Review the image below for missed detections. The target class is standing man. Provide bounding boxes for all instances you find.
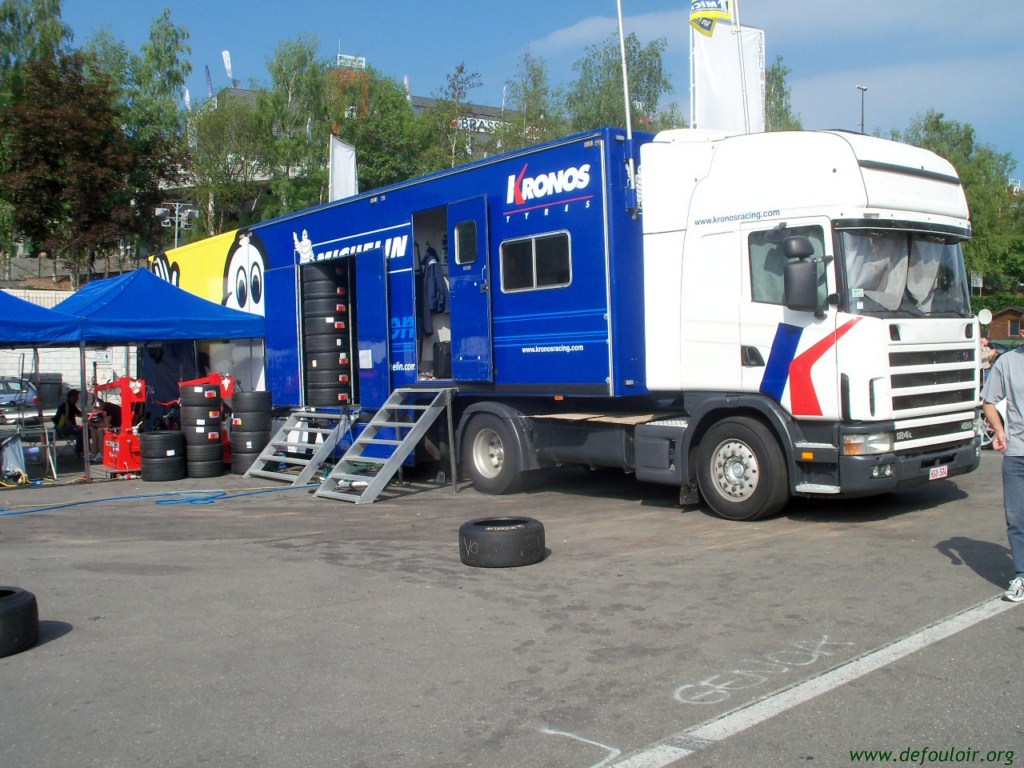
[982,330,1024,601]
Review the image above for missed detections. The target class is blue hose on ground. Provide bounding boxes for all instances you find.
[0,484,319,517]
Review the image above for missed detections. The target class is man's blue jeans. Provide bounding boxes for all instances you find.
[1002,455,1024,578]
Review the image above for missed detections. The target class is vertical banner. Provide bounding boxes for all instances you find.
[329,136,359,202]
[693,25,766,134]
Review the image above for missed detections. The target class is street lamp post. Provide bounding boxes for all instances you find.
[154,202,198,249]
[856,85,868,134]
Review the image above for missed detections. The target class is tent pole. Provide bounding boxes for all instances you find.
[81,341,91,482]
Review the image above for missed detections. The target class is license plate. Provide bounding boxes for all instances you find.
[929,465,949,480]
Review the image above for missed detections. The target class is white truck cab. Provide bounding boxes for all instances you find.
[637,129,979,519]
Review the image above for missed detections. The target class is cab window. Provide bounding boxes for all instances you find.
[748,225,827,305]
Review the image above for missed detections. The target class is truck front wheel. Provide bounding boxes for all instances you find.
[462,414,525,495]
[696,417,789,521]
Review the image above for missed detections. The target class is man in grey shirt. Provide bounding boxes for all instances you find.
[982,333,1024,601]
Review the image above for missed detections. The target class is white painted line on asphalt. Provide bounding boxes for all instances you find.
[611,597,1019,767]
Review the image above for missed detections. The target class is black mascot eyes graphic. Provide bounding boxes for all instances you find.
[150,254,181,286]
[223,231,269,316]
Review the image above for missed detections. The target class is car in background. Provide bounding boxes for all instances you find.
[0,375,66,426]
[0,377,38,408]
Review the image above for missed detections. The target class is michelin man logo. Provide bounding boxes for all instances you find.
[223,231,269,316]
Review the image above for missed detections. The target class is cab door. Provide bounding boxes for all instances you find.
[447,196,493,382]
[739,219,837,416]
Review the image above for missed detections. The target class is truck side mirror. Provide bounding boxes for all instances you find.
[784,259,819,313]
[782,236,820,313]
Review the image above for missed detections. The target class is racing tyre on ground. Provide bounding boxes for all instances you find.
[230,411,272,432]
[458,517,546,568]
[461,414,526,495]
[141,456,186,482]
[231,430,271,454]
[140,431,186,459]
[231,450,261,474]
[231,391,272,413]
[185,442,224,462]
[187,459,224,478]
[179,406,222,425]
[0,586,39,658]
[182,424,221,446]
[696,416,789,521]
[179,386,221,407]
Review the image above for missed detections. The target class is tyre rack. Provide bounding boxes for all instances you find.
[300,260,355,408]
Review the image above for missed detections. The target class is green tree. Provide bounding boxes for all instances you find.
[0,52,133,286]
[188,90,268,236]
[765,55,801,131]
[493,50,566,152]
[894,110,1019,288]
[84,11,191,263]
[0,0,72,272]
[565,32,673,132]
[327,66,425,190]
[257,36,331,217]
[0,0,71,76]
[420,62,483,170]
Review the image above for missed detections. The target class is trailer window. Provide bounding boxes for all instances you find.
[454,221,477,265]
[748,225,826,305]
[500,232,571,292]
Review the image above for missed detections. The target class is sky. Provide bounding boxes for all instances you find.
[61,0,1024,179]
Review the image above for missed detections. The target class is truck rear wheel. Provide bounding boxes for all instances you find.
[461,414,525,495]
[697,416,788,521]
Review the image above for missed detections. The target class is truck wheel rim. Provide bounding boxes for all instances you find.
[710,439,758,501]
[472,428,504,479]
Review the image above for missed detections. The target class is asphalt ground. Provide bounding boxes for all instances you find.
[0,449,1021,768]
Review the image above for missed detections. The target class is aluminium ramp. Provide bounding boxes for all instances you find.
[244,409,355,486]
[315,387,456,504]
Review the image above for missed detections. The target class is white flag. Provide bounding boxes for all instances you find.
[222,50,234,82]
[693,25,766,134]
[329,136,358,201]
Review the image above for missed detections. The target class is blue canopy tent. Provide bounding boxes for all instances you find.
[54,268,264,342]
[0,289,82,345]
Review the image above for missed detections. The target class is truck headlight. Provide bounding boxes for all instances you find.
[843,432,894,455]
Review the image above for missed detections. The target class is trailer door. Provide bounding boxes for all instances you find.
[355,248,391,409]
[447,196,493,382]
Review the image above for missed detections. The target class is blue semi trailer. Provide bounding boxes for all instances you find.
[180,125,981,519]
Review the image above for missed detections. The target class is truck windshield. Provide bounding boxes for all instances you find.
[841,230,970,317]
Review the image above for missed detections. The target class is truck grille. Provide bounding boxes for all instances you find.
[888,344,977,451]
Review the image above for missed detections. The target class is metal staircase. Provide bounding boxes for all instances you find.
[244,409,356,486]
[315,387,456,504]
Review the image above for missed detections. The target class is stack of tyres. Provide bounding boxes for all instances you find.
[179,383,224,478]
[303,261,353,408]
[230,390,273,474]
[140,431,186,482]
